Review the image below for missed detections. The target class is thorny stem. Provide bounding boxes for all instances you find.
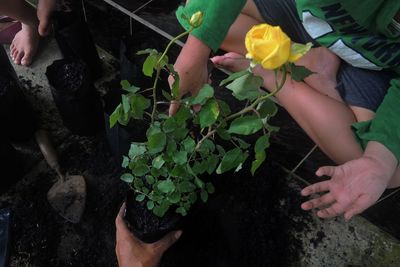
[150,28,193,123]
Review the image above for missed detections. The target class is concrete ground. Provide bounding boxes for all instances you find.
[3,30,400,265]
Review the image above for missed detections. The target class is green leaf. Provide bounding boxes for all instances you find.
[171,72,180,99]
[145,175,155,185]
[194,177,205,188]
[168,191,181,204]
[170,165,186,177]
[176,207,187,216]
[182,137,195,153]
[226,72,263,101]
[257,99,278,118]
[216,128,231,141]
[166,140,177,156]
[206,154,219,174]
[251,135,270,175]
[147,132,166,153]
[199,99,219,128]
[128,143,147,159]
[192,161,207,175]
[206,182,215,194]
[146,123,162,137]
[109,104,121,128]
[220,69,249,86]
[216,148,248,174]
[233,137,251,149]
[163,117,178,133]
[152,155,165,169]
[162,89,172,101]
[130,94,151,120]
[132,163,150,176]
[228,115,263,135]
[173,151,188,165]
[157,179,175,194]
[133,177,144,188]
[120,173,134,183]
[217,100,231,116]
[200,190,208,203]
[147,200,155,210]
[192,84,214,105]
[122,94,130,113]
[122,156,130,168]
[199,139,215,153]
[120,80,130,89]
[136,194,145,202]
[289,63,315,82]
[174,106,191,124]
[143,54,157,77]
[177,181,196,193]
[172,127,189,141]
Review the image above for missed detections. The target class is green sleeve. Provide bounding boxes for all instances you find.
[352,78,400,161]
[176,0,246,52]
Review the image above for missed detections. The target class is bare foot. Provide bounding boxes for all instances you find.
[10,23,39,66]
[37,0,56,36]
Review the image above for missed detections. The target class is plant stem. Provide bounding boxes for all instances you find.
[150,28,193,123]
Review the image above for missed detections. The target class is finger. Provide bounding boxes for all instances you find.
[344,194,371,221]
[169,100,179,116]
[301,180,330,196]
[316,166,336,177]
[115,203,129,232]
[317,202,347,219]
[301,193,335,210]
[152,230,182,253]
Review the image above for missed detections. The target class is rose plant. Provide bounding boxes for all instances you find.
[109,12,313,234]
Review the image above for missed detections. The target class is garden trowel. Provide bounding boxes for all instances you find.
[35,130,86,223]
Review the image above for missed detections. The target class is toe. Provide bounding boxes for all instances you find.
[14,51,24,65]
[21,51,33,66]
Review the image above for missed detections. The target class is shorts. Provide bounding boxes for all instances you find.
[253,0,395,112]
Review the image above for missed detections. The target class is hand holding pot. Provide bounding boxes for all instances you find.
[301,141,398,221]
[115,204,182,267]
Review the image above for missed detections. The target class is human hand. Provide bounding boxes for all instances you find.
[169,35,211,115]
[301,142,398,221]
[115,204,182,267]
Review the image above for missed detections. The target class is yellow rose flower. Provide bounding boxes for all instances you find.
[245,24,291,70]
[245,24,312,70]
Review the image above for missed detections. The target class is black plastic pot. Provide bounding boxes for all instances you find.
[46,59,104,136]
[124,189,182,243]
[0,208,11,267]
[103,85,149,165]
[0,139,22,193]
[0,45,37,142]
[53,11,103,80]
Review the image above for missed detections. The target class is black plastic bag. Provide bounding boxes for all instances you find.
[0,45,37,142]
[103,84,148,165]
[0,208,11,267]
[53,11,103,80]
[46,59,104,136]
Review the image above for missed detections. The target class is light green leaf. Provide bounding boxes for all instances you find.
[136,48,157,55]
[122,94,130,113]
[182,137,195,153]
[143,54,157,77]
[174,106,191,124]
[145,175,155,185]
[163,117,178,133]
[194,177,205,189]
[130,94,151,120]
[176,206,187,216]
[157,179,175,194]
[146,200,155,210]
[120,80,131,90]
[132,163,150,176]
[251,135,270,175]
[109,104,121,128]
[122,156,130,168]
[120,173,134,183]
[128,143,147,159]
[152,155,165,169]
[171,72,180,99]
[136,194,145,202]
[226,72,263,101]
[220,69,249,86]
[228,115,263,135]
[199,99,219,128]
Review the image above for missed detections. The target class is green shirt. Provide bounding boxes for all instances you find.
[176,0,400,162]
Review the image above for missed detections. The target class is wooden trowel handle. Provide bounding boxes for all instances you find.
[35,130,64,179]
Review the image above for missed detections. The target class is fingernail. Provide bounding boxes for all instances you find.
[174,231,182,239]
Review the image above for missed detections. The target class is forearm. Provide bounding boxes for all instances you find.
[0,0,38,26]
[364,141,398,182]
